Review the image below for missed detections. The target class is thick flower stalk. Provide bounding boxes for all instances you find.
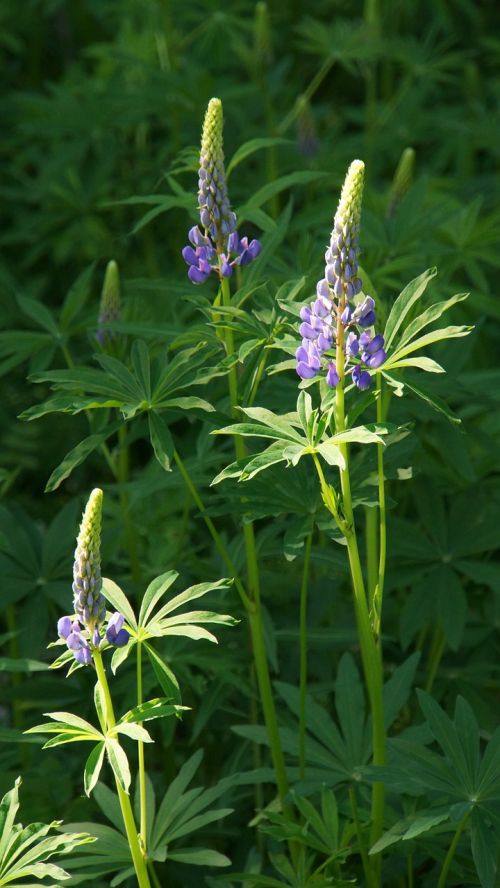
[182,98,261,283]
[96,260,121,345]
[57,489,129,664]
[295,160,386,389]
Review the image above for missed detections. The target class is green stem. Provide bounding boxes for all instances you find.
[425,627,446,693]
[299,531,313,782]
[93,649,151,888]
[373,371,387,644]
[365,505,379,601]
[349,786,377,888]
[277,57,335,136]
[220,274,291,820]
[407,852,414,888]
[437,814,469,888]
[137,641,147,852]
[172,449,251,610]
[335,307,385,855]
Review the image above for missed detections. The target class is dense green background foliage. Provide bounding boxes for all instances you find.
[1,1,499,886]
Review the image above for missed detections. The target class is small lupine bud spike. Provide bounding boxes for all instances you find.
[73,489,106,632]
[387,147,415,218]
[296,95,319,159]
[97,260,121,346]
[254,2,273,69]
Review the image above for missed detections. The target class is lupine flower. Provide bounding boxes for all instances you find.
[182,98,261,283]
[96,260,121,345]
[57,489,130,665]
[295,160,386,389]
[105,613,129,647]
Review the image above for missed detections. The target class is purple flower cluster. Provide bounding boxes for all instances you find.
[182,98,261,284]
[57,612,129,666]
[56,489,129,667]
[57,613,130,666]
[183,227,261,284]
[295,160,386,390]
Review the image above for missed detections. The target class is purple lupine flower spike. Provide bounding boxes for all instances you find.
[182,98,261,283]
[294,160,386,389]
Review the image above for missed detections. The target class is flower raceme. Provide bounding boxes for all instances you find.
[295,160,386,390]
[57,489,129,665]
[96,260,121,346]
[182,98,262,284]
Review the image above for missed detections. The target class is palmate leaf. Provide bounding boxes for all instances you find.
[367,692,500,884]
[0,778,94,887]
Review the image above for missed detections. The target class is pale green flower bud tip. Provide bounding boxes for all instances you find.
[77,488,103,553]
[202,98,224,155]
[254,2,273,67]
[97,260,121,344]
[335,159,365,234]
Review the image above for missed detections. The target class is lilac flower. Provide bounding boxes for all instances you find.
[105,613,129,648]
[182,98,261,283]
[294,160,386,389]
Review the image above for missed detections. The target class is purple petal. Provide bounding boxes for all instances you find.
[326,364,340,387]
[57,616,72,640]
[74,646,92,665]
[113,628,130,647]
[296,361,317,379]
[188,265,210,284]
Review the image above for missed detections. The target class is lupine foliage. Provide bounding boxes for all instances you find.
[1,2,499,888]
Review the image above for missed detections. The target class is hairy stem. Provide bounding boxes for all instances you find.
[137,641,147,852]
[373,371,387,644]
[93,649,151,888]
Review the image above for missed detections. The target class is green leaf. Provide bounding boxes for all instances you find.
[471,810,497,888]
[106,739,131,793]
[84,742,106,797]
[391,325,472,363]
[139,570,179,627]
[316,441,345,468]
[417,691,471,788]
[101,579,137,631]
[148,411,174,472]
[60,264,95,329]
[44,422,122,491]
[120,698,186,724]
[17,295,59,336]
[226,137,290,177]
[145,644,181,705]
[238,170,326,215]
[399,292,469,348]
[147,580,228,625]
[386,356,445,373]
[166,847,231,866]
[0,657,49,672]
[383,653,420,729]
[399,379,461,424]
[384,268,437,350]
[0,777,21,861]
[111,723,153,743]
[131,340,151,399]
